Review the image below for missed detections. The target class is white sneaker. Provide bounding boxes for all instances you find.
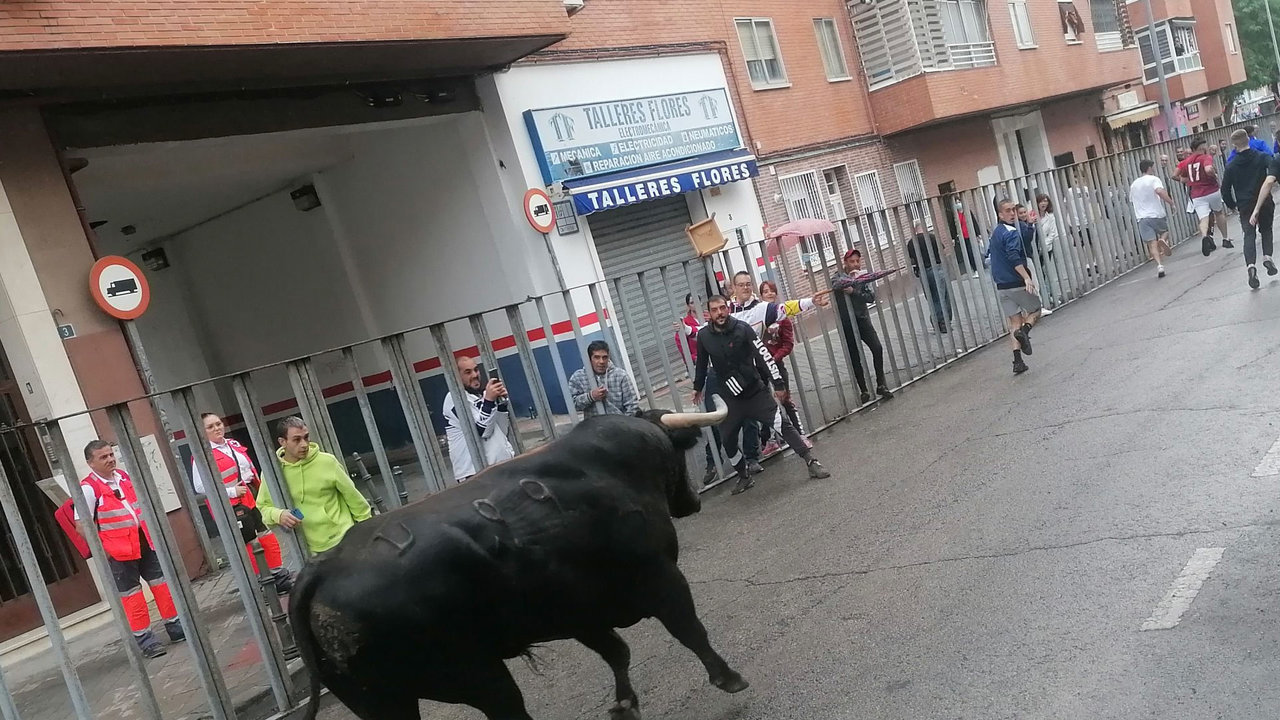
[972,271,980,278]
[1040,306,1054,317]
[1157,265,1166,278]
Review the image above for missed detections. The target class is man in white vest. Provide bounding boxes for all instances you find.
[442,356,515,482]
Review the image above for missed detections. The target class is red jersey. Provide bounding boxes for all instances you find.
[1176,153,1219,198]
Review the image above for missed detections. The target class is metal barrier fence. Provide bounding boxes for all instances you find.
[0,115,1263,719]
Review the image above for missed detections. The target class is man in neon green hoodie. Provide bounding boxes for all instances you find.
[256,416,371,556]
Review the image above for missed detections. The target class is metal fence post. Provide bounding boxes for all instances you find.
[340,348,403,510]
[162,392,294,710]
[430,324,491,478]
[0,460,93,719]
[469,314,523,455]
[506,305,558,441]
[382,334,450,495]
[230,373,309,565]
[533,296,581,425]
[102,406,239,720]
[41,422,165,720]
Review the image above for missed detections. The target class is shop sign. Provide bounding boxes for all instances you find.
[524,88,742,184]
[568,155,758,215]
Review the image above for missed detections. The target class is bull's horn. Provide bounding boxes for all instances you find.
[660,395,728,428]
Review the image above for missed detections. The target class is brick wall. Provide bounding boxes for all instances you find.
[868,0,1143,135]
[888,116,1002,196]
[0,1,569,50]
[544,0,876,159]
[1041,95,1107,166]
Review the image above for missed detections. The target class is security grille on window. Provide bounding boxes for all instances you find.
[1008,0,1035,48]
[851,0,923,88]
[854,171,892,250]
[893,160,933,231]
[1090,0,1123,50]
[736,18,788,88]
[814,18,852,80]
[778,172,836,265]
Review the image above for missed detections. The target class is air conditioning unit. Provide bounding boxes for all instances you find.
[564,0,585,14]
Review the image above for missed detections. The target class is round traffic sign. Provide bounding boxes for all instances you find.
[88,256,150,320]
[523,188,556,234]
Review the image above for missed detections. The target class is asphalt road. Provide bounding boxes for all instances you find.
[317,241,1280,719]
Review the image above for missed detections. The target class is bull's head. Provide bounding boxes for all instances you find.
[638,395,728,518]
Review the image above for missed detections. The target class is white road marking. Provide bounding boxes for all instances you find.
[1141,547,1225,631]
[1252,435,1280,477]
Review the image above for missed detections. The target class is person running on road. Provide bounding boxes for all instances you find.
[675,293,723,487]
[989,199,1042,375]
[1130,159,1174,280]
[1174,137,1232,256]
[1220,128,1280,288]
[693,295,829,495]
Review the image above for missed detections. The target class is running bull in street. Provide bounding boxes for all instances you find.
[292,397,745,720]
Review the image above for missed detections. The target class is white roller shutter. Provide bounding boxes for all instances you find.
[591,196,697,387]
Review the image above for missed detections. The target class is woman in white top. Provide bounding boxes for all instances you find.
[1036,193,1063,308]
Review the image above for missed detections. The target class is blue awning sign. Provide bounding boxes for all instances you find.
[563,149,758,215]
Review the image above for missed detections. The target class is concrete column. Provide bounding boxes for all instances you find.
[0,107,206,578]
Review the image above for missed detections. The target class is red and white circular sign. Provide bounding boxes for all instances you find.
[523,188,556,234]
[89,255,150,320]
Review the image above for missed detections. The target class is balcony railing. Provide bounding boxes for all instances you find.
[946,41,996,69]
[1175,52,1202,73]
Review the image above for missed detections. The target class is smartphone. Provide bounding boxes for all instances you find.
[488,368,501,383]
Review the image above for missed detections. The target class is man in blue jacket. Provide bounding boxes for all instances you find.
[989,199,1042,375]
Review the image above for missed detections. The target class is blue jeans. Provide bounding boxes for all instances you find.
[921,265,952,327]
[703,368,758,468]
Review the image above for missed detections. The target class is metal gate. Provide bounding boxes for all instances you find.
[590,196,697,384]
[0,346,98,642]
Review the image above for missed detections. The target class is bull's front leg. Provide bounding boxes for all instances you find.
[652,565,749,694]
[576,630,641,719]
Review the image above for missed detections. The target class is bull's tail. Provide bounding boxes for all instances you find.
[288,564,326,720]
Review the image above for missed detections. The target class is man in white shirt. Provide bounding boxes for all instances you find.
[1130,158,1175,279]
[442,356,515,482]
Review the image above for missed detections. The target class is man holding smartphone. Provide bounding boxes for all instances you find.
[442,355,515,482]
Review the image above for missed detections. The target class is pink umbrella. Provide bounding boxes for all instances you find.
[765,218,839,255]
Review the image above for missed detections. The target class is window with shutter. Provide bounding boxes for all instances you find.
[735,18,789,89]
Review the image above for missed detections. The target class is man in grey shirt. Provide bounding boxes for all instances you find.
[569,340,639,418]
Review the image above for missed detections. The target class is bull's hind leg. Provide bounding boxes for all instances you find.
[453,659,535,720]
[339,691,419,720]
[653,566,749,694]
[576,630,641,720]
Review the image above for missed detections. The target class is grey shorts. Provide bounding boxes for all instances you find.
[1138,217,1169,241]
[997,287,1042,317]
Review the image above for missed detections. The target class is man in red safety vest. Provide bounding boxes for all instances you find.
[77,440,184,659]
[189,413,292,594]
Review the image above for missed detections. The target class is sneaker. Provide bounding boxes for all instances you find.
[760,440,782,457]
[272,569,294,595]
[972,271,980,279]
[859,391,871,405]
[1249,266,1260,289]
[730,471,755,495]
[876,385,894,400]
[1013,358,1029,375]
[1202,235,1216,256]
[701,466,717,487]
[806,460,831,479]
[1157,265,1166,278]
[1222,237,1234,249]
[746,460,764,475]
[1013,327,1033,356]
[137,631,167,659]
[164,619,185,643]
[1265,258,1278,276]
[1040,307,1054,317]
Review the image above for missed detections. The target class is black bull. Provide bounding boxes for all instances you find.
[291,400,747,720]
